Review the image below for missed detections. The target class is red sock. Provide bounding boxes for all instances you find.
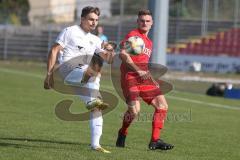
[151,109,167,142]
[119,111,135,135]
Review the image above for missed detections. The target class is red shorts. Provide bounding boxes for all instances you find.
[121,72,162,104]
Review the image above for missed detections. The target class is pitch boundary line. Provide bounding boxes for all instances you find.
[0,68,43,79]
[167,95,240,110]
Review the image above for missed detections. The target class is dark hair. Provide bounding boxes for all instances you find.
[107,41,117,50]
[138,9,152,17]
[81,6,100,17]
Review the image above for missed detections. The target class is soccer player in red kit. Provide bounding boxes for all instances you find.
[116,9,174,150]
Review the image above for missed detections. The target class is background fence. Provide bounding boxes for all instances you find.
[0,0,239,61]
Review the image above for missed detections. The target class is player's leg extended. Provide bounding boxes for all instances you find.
[120,101,140,135]
[64,65,109,152]
[149,95,174,150]
[79,61,109,110]
[90,108,102,148]
[80,75,110,153]
[81,61,102,84]
[90,108,110,153]
[151,95,168,142]
[116,100,140,147]
[78,74,103,150]
[79,71,109,111]
[79,73,101,103]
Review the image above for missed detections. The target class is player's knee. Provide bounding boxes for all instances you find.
[128,108,139,117]
[153,99,168,110]
[162,103,168,109]
[132,110,139,117]
[156,103,168,110]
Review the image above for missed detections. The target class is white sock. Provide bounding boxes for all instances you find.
[79,76,101,104]
[90,110,103,149]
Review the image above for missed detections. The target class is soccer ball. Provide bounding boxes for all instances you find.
[124,36,145,55]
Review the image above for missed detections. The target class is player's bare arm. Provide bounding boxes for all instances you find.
[119,49,150,80]
[44,43,63,89]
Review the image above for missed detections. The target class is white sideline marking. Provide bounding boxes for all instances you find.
[167,95,240,111]
[1,67,239,110]
[0,68,43,79]
[165,74,240,84]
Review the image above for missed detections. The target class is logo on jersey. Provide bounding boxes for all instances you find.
[143,47,151,57]
[77,46,84,50]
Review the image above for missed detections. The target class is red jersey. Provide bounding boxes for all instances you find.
[120,29,152,73]
[120,29,161,104]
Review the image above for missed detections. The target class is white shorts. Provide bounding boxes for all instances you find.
[64,65,88,86]
[60,65,101,104]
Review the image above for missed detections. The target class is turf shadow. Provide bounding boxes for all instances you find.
[0,137,89,150]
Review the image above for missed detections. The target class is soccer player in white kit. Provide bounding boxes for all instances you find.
[43,6,115,153]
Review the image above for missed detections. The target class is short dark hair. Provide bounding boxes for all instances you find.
[138,9,152,17]
[81,6,100,17]
[107,41,117,50]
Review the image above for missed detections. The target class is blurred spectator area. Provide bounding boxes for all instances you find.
[28,0,111,25]
[168,28,240,57]
[0,18,239,61]
[76,0,112,18]
[0,0,240,61]
[0,25,50,60]
[28,0,76,25]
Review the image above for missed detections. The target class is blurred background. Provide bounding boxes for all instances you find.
[0,0,240,96]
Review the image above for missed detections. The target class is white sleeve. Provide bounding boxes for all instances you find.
[55,28,70,48]
[94,38,105,54]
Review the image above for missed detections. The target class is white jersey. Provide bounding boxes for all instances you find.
[56,25,104,64]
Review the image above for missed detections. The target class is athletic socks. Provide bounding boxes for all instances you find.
[79,76,101,103]
[90,110,103,149]
[151,109,167,142]
[119,110,135,136]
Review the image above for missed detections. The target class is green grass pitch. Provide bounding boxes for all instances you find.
[0,61,239,160]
